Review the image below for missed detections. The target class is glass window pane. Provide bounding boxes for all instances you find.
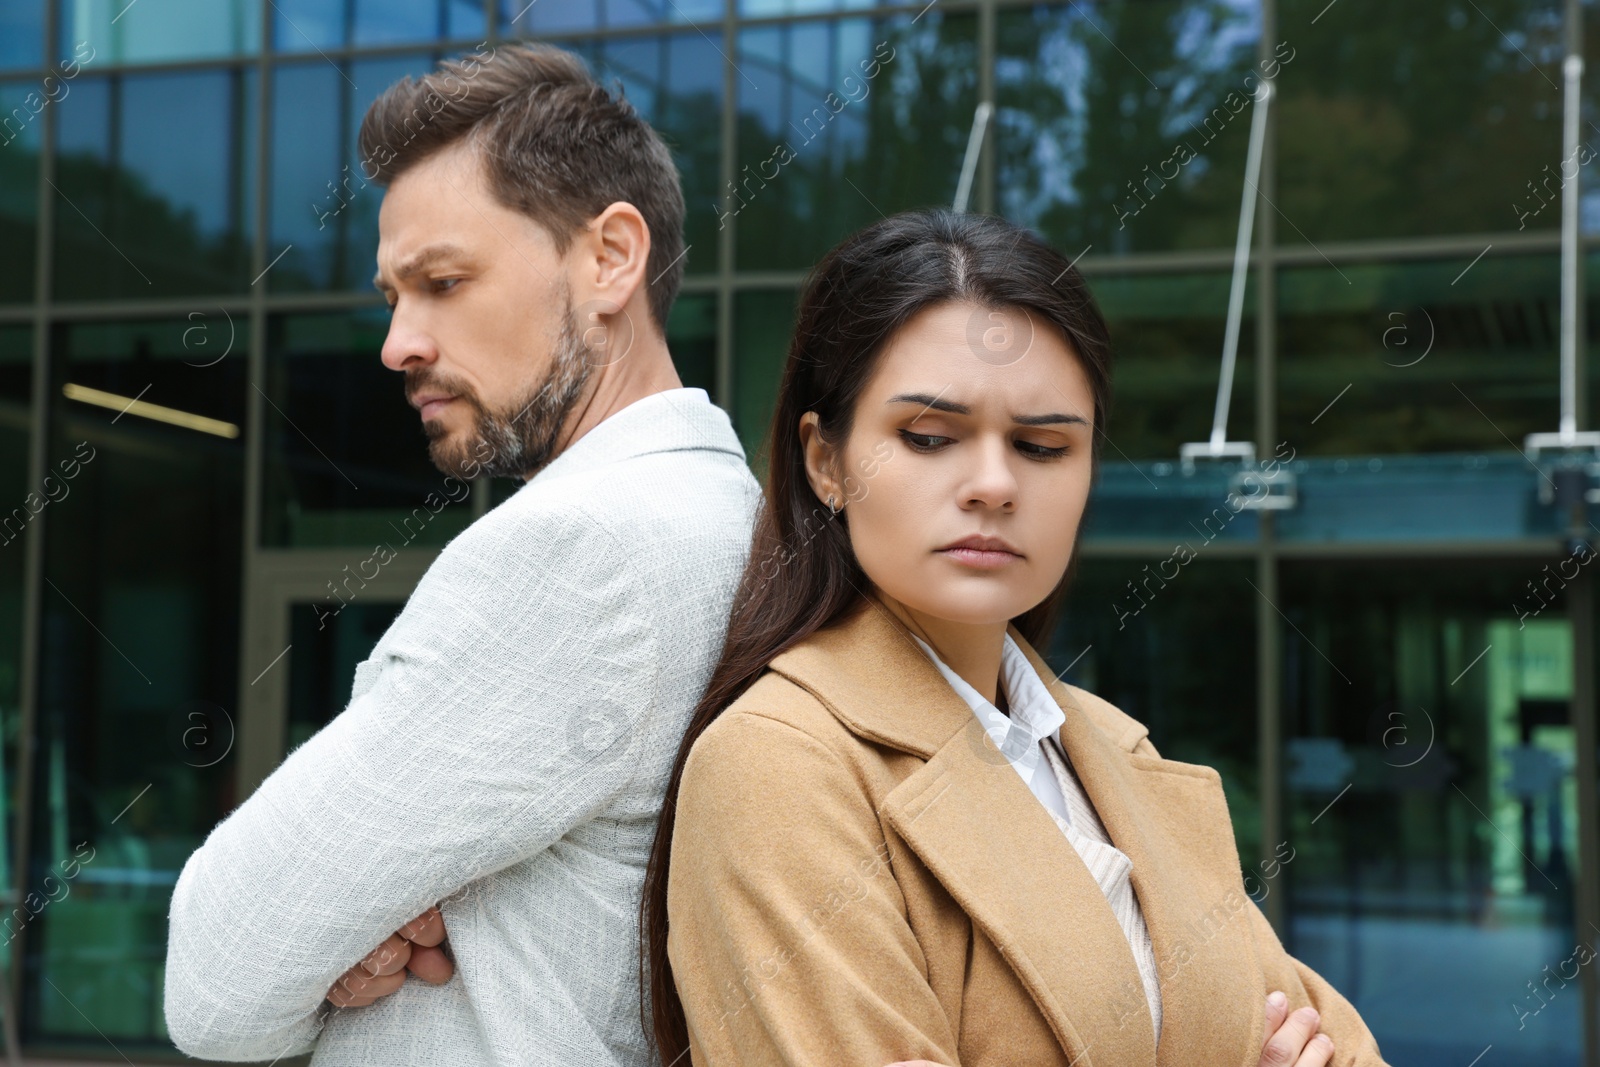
[501,0,719,38]
[1091,268,1256,460]
[0,324,31,984]
[0,0,43,70]
[583,34,726,275]
[996,0,1263,257]
[732,287,797,475]
[733,13,979,271]
[59,0,261,66]
[667,290,717,396]
[269,53,440,294]
[54,69,256,300]
[1281,561,1584,1067]
[272,0,485,52]
[1277,0,1563,243]
[30,318,244,1047]
[287,601,404,751]
[0,79,42,304]
[1055,558,1260,862]
[1279,255,1559,455]
[263,309,476,548]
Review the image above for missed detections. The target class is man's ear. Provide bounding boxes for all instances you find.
[580,201,651,314]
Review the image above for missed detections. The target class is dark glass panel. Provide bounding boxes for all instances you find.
[996,0,1263,257]
[578,34,726,275]
[273,0,485,51]
[668,291,717,397]
[733,13,979,271]
[286,601,404,752]
[58,0,261,65]
[1277,0,1563,243]
[0,79,42,303]
[0,0,42,70]
[27,318,244,1047]
[1280,561,1583,1067]
[1279,255,1559,455]
[1054,558,1261,862]
[269,53,439,294]
[1091,268,1257,459]
[732,287,797,476]
[0,324,31,982]
[263,308,475,548]
[53,69,256,300]
[500,0,719,39]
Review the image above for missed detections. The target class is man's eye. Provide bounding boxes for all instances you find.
[431,278,461,294]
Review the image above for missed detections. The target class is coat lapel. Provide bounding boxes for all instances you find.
[768,593,1264,1067]
[1012,631,1267,1067]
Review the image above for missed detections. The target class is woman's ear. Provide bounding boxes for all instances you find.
[797,411,844,508]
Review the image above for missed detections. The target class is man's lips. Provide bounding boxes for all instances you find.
[415,396,455,420]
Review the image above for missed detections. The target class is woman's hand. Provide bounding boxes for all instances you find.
[883,990,1335,1067]
[1259,989,1335,1067]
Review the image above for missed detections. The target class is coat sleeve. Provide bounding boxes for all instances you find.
[1242,899,1392,1066]
[666,711,962,1067]
[163,503,659,1061]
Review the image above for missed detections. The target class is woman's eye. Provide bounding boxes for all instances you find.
[899,430,950,451]
[1017,440,1070,459]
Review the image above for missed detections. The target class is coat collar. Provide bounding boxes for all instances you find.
[768,592,1266,1067]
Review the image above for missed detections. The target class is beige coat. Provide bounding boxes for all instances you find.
[667,592,1390,1067]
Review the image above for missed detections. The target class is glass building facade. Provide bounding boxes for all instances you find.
[1,0,1598,1062]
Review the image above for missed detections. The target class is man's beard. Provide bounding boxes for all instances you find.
[420,301,594,481]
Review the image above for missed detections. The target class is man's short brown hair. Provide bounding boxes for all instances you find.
[358,42,686,335]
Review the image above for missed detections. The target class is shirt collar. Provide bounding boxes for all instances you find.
[908,629,1066,767]
[520,387,746,489]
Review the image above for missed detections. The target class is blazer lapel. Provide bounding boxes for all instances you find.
[1012,632,1267,1067]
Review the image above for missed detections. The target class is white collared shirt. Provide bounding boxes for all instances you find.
[908,630,1074,823]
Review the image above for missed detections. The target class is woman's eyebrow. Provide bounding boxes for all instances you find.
[886,393,1088,426]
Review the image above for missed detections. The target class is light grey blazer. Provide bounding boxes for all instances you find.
[164,387,762,1065]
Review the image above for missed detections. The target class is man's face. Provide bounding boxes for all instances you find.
[373,139,593,481]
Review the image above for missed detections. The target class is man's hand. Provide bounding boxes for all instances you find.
[325,907,455,1008]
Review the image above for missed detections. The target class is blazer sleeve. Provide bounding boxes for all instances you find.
[667,711,962,1067]
[163,503,659,1062]
[1242,900,1391,1066]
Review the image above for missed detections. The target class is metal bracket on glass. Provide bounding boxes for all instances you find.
[1524,432,1600,507]
[1179,441,1297,510]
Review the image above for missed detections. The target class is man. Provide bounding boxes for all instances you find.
[163,42,761,1065]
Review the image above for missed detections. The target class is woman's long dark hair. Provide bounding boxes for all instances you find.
[638,208,1113,1063]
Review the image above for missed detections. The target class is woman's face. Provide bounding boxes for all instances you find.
[801,299,1097,628]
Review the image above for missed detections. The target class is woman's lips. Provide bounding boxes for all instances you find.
[937,547,1021,570]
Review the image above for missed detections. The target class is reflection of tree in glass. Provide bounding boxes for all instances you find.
[996,0,1260,256]
[51,147,252,299]
[733,14,979,272]
[1276,0,1563,243]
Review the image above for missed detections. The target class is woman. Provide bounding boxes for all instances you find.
[640,209,1387,1067]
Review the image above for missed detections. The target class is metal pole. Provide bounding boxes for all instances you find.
[1560,51,1583,442]
[1210,80,1272,451]
[952,102,992,214]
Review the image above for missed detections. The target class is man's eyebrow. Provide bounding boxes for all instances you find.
[372,242,471,291]
[885,393,1089,426]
